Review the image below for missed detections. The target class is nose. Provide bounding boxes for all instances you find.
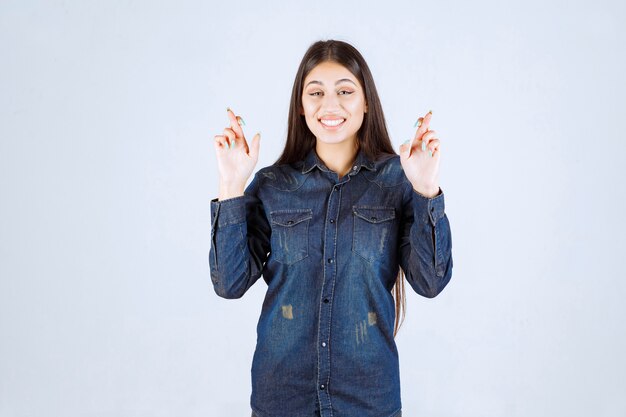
[320,93,342,112]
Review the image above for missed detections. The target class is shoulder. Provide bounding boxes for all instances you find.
[251,163,306,192]
[364,153,411,189]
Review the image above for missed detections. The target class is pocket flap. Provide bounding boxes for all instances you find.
[352,206,395,223]
[270,209,313,227]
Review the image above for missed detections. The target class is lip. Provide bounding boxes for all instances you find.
[319,117,346,130]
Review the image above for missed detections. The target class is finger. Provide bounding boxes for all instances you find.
[399,139,412,160]
[249,132,261,159]
[222,128,236,148]
[410,129,430,155]
[427,139,441,158]
[420,130,437,151]
[421,130,437,142]
[408,111,433,156]
[226,107,245,138]
[426,138,440,153]
[413,110,433,141]
[214,134,229,149]
[406,117,423,157]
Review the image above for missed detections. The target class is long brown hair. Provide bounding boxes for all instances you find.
[274,39,407,338]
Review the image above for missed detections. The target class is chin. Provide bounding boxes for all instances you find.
[314,130,358,145]
[316,136,351,145]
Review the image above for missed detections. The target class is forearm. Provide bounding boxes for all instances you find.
[400,187,453,298]
[209,187,270,299]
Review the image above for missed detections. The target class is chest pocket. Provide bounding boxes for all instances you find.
[269,208,312,265]
[352,206,396,264]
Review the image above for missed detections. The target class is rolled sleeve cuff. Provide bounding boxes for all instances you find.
[412,187,445,227]
[210,195,248,229]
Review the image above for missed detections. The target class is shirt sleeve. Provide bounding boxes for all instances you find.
[397,183,453,298]
[209,172,271,299]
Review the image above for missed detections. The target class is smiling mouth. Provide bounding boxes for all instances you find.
[319,118,346,129]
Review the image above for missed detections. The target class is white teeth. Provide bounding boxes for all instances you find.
[320,119,345,127]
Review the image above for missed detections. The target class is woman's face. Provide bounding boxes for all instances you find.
[301,61,367,147]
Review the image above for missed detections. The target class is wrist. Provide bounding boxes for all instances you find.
[412,185,440,198]
[218,181,245,201]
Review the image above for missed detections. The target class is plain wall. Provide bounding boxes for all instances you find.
[1,1,625,416]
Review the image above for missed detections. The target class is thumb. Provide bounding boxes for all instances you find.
[249,132,261,160]
[399,139,412,160]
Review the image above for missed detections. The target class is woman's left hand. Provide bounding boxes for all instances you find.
[399,110,441,198]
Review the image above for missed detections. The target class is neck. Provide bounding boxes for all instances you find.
[315,138,359,179]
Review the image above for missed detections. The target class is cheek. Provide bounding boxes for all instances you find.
[345,98,365,112]
[301,101,316,117]
[347,105,366,121]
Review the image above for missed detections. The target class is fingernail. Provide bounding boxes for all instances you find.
[401,139,410,147]
[237,116,245,126]
[428,109,432,115]
[429,149,432,157]
[226,107,231,113]
[230,140,235,149]
[421,141,426,152]
[414,117,423,128]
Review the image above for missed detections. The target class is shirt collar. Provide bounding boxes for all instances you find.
[301,146,377,175]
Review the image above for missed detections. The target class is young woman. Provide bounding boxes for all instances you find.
[210,39,453,417]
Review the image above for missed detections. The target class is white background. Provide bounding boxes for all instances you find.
[1,1,625,416]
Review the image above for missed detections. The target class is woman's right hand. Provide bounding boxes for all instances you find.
[213,108,261,200]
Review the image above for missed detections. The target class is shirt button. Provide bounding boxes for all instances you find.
[322,342,326,347]
[329,219,334,223]
[323,298,329,303]
[320,384,325,390]
[327,258,334,263]
[353,165,358,170]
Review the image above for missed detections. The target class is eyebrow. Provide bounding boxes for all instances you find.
[305,78,357,88]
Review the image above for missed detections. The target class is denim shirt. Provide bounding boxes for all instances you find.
[209,146,453,417]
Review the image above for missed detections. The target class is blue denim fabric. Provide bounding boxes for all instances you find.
[210,147,453,417]
[252,410,401,417]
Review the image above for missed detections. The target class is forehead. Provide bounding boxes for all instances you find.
[303,62,359,87]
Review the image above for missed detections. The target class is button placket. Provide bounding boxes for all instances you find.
[317,181,343,412]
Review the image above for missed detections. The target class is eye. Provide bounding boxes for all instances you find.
[308,90,354,97]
